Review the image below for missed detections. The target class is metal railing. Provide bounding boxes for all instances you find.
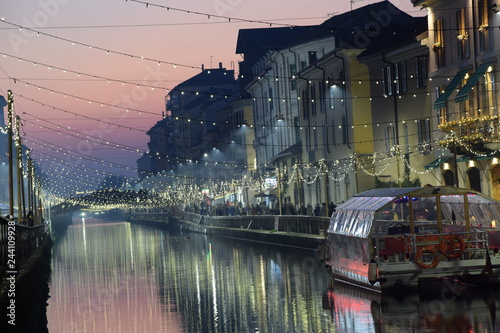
[373,230,489,263]
[134,211,329,236]
[0,222,49,272]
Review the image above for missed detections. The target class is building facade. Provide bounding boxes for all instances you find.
[412,0,500,199]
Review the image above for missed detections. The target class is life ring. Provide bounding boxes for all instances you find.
[415,246,439,269]
[440,234,466,259]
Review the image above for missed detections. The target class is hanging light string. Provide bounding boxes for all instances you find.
[26,130,447,196]
[125,0,296,27]
[0,51,171,91]
[14,79,161,116]
[15,88,444,147]
[25,133,137,171]
[12,77,496,135]
[4,49,498,116]
[22,116,144,152]
[0,20,486,86]
[0,18,201,71]
[17,86,451,168]
[26,127,435,195]
[21,104,448,170]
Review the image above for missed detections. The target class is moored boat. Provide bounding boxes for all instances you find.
[326,186,500,292]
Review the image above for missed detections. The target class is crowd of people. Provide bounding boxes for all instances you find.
[183,200,337,217]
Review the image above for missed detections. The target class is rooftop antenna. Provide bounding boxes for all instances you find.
[350,0,364,11]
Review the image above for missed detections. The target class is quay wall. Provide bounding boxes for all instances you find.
[129,212,329,251]
[0,235,52,333]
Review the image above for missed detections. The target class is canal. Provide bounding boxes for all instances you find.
[45,217,500,332]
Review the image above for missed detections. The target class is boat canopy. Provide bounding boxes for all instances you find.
[328,187,500,239]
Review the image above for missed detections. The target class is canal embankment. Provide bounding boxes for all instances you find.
[129,211,329,252]
[0,222,52,333]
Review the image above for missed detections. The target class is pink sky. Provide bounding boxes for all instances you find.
[0,0,421,190]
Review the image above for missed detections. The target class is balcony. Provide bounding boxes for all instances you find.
[438,115,500,151]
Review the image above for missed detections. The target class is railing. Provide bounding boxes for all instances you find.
[373,230,489,263]
[134,211,330,236]
[192,214,329,236]
[0,222,49,272]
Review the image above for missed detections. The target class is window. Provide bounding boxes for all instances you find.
[433,19,445,68]
[384,126,396,156]
[436,85,448,124]
[417,119,432,155]
[478,66,496,116]
[395,62,407,94]
[456,9,469,60]
[416,56,428,88]
[478,0,493,51]
[329,85,335,110]
[302,89,309,120]
[310,84,317,117]
[382,66,393,96]
[403,124,410,174]
[323,123,327,148]
[269,87,274,111]
[459,73,475,119]
[308,51,317,64]
[342,115,348,145]
[290,63,297,90]
[331,119,337,146]
[319,81,326,113]
[305,126,310,150]
[294,117,300,144]
[314,127,318,149]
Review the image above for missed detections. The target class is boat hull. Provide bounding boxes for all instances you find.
[328,241,500,292]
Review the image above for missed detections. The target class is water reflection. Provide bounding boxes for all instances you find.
[47,219,333,332]
[47,219,500,332]
[325,281,500,332]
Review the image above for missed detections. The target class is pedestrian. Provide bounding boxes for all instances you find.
[314,203,321,216]
[320,203,327,217]
[329,202,336,214]
[307,203,313,216]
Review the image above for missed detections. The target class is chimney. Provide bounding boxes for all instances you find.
[219,62,223,69]
[201,64,205,72]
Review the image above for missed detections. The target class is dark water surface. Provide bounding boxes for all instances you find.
[46,219,500,332]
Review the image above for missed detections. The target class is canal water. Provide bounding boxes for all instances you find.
[46,218,500,333]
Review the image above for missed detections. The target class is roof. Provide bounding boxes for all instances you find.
[311,1,416,49]
[236,1,420,72]
[173,68,236,91]
[268,141,302,164]
[354,186,479,198]
[235,26,313,63]
[329,186,494,238]
[357,16,427,58]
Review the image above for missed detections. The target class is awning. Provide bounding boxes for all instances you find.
[456,155,472,163]
[455,61,494,102]
[424,157,451,170]
[433,69,468,109]
[457,155,494,163]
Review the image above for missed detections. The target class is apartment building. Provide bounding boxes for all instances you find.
[412,0,500,199]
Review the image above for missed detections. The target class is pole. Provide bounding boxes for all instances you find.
[7,90,14,220]
[295,165,301,209]
[28,157,33,212]
[323,160,329,217]
[277,166,282,215]
[15,116,24,223]
[453,141,459,187]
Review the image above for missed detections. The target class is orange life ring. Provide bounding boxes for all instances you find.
[415,246,439,269]
[440,234,466,259]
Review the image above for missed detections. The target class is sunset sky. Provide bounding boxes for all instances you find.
[0,0,420,194]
